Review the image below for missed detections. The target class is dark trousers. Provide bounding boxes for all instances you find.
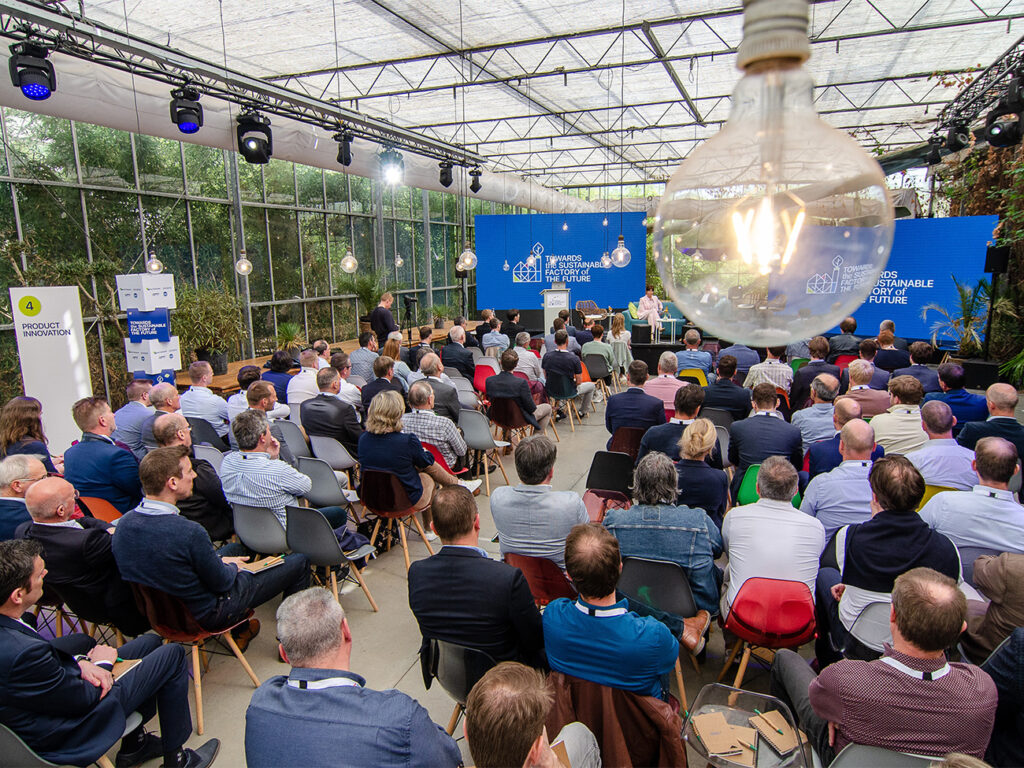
[814,567,848,667]
[107,634,192,753]
[199,553,309,632]
[769,649,835,765]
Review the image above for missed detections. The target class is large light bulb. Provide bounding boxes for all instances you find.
[340,249,358,274]
[601,252,612,269]
[145,249,164,274]
[234,250,253,276]
[458,243,478,271]
[652,0,893,346]
[610,236,631,267]
[394,253,404,268]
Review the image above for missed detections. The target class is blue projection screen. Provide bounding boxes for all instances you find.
[475,212,647,310]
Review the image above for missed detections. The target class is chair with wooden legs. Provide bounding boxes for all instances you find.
[544,371,583,432]
[78,496,122,524]
[459,408,510,496]
[0,712,143,768]
[583,353,615,403]
[488,396,536,446]
[359,470,435,572]
[420,638,497,735]
[129,583,259,735]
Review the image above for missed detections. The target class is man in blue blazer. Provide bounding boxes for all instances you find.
[604,360,667,449]
[892,342,941,394]
[0,539,218,768]
[485,350,552,433]
[637,384,723,468]
[806,399,884,480]
[957,383,1024,457]
[923,363,989,437]
[728,383,804,499]
[0,455,46,541]
[63,397,143,514]
[789,337,840,412]
[701,355,753,421]
[440,325,476,379]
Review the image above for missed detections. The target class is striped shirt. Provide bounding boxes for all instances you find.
[402,409,467,468]
[743,359,793,393]
[219,451,311,526]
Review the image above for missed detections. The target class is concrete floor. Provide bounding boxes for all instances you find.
[129,395,780,767]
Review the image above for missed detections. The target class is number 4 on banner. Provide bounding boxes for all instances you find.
[18,295,41,317]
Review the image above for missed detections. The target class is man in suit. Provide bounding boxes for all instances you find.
[789,337,839,411]
[838,339,889,393]
[827,316,860,361]
[473,311,493,347]
[638,383,722,465]
[486,350,552,435]
[360,355,406,413]
[227,381,297,467]
[893,342,941,394]
[19,477,150,636]
[500,309,526,342]
[835,359,892,418]
[923,363,989,436]
[245,588,460,768]
[806,398,884,480]
[63,396,143,514]
[419,353,462,424]
[153,413,235,542]
[141,382,182,454]
[958,382,1024,456]
[0,455,45,541]
[701,355,752,421]
[441,325,476,379]
[300,368,363,458]
[408,325,435,373]
[408,485,545,667]
[0,538,219,768]
[728,383,803,499]
[718,340,760,375]
[604,360,667,449]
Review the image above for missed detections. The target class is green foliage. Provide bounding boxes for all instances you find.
[999,348,1024,387]
[920,275,1015,357]
[172,285,246,354]
[336,266,390,318]
[275,321,307,352]
[429,303,457,322]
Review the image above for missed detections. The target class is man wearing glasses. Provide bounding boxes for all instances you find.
[0,455,48,541]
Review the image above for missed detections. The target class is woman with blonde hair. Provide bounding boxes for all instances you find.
[0,396,60,473]
[382,332,413,391]
[675,418,729,529]
[608,312,633,381]
[357,390,480,538]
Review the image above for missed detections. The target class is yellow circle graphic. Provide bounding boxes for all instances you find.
[18,295,41,317]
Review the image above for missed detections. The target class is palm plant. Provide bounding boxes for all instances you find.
[275,321,307,353]
[920,276,1002,358]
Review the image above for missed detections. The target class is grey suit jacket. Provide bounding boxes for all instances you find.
[426,377,461,424]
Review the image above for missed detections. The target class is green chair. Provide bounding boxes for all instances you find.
[789,357,809,374]
[736,464,802,508]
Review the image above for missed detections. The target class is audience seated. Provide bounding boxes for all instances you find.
[982,626,1024,768]
[879,319,909,350]
[360,355,407,413]
[789,336,839,411]
[580,323,615,381]
[299,368,363,459]
[261,350,296,403]
[245,587,460,768]
[827,316,861,361]
[441,325,477,379]
[348,332,379,384]
[112,379,154,460]
[838,339,890,394]
[675,419,730,529]
[924,363,989,435]
[490,435,587,570]
[721,457,825,617]
[328,352,363,409]
[919,436,1024,554]
[800,419,876,540]
[815,456,961,666]
[961,553,1024,665]
[417,353,461,424]
[482,316,511,354]
[700,354,751,420]
[140,382,182,454]
[153,413,234,541]
[893,341,942,393]
[284,349,320,406]
[606,452,720,631]
[408,326,434,373]
[727,383,803,499]
[180,361,230,437]
[576,318,596,346]
[228,380,299,466]
[486,350,553,435]
[907,401,977,489]
[221,409,349,532]
[543,524,679,699]
[743,345,792,393]
[0,538,219,768]
[19,477,150,636]
[638,383,710,463]
[544,318,581,355]
[717,340,759,374]
[0,455,44,540]
[501,309,526,342]
[791,374,839,452]
[465,662,601,768]
[114,445,309,645]
[870,375,928,455]
[472,311,491,347]
[512,331,545,382]
[312,339,331,370]
[772,567,996,764]
[402,380,469,471]
[227,365,290,422]
[604,360,664,448]
[64,396,143,514]
[957,382,1024,456]
[807,398,884,480]
[544,329,595,418]
[675,329,714,377]
[873,329,911,371]
[0,395,61,474]
[408,485,544,666]
[835,358,892,418]
[642,351,686,409]
[382,334,414,391]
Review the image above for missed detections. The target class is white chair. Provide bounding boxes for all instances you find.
[469,346,484,362]
[310,435,359,473]
[193,444,225,474]
[458,409,510,495]
[275,419,311,459]
[457,390,480,411]
[288,402,303,425]
[828,744,934,768]
[847,601,892,653]
[348,375,368,389]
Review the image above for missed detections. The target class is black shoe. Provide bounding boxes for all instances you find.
[555,411,567,422]
[164,739,220,768]
[116,733,163,768]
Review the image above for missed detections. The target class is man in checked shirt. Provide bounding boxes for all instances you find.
[401,381,469,471]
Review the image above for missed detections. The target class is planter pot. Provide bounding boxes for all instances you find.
[195,348,228,376]
[434,319,444,329]
[359,316,371,335]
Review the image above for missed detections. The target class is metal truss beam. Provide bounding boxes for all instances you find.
[934,31,1024,132]
[639,21,703,126]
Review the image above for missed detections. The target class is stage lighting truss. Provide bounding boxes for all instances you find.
[469,166,482,193]
[378,147,404,185]
[334,130,353,167]
[8,41,55,101]
[924,136,944,166]
[237,111,273,164]
[439,160,454,188]
[169,85,203,134]
[945,124,971,153]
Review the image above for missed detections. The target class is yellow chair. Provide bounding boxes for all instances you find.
[679,368,709,386]
[918,484,955,510]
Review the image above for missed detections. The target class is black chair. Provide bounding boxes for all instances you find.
[585,450,633,498]
[185,417,229,452]
[420,638,498,735]
[583,353,614,399]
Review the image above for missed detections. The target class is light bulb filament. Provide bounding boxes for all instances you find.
[731,197,806,276]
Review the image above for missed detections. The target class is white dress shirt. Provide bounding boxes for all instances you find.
[179,385,230,437]
[286,367,320,406]
[906,438,977,490]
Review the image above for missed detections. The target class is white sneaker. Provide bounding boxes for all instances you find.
[458,478,483,495]
[423,531,439,542]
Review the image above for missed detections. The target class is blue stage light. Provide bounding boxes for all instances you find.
[9,43,56,102]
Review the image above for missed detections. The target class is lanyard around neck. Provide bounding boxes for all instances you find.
[881,656,950,681]
[287,676,361,690]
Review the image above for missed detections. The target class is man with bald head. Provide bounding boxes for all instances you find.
[835,359,891,418]
[957,382,1024,457]
[140,381,181,454]
[807,398,885,480]
[801,419,877,539]
[441,324,476,379]
[791,373,839,452]
[906,401,977,490]
[0,455,46,541]
[153,413,235,542]
[19,477,149,635]
[919,436,1024,554]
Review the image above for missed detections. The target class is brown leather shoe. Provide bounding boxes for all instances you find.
[230,618,261,654]
[681,610,711,654]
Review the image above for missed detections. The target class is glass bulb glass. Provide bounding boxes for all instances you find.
[234,256,253,276]
[562,222,568,231]
[610,236,631,268]
[395,254,404,268]
[602,217,608,227]
[341,250,358,274]
[145,251,164,274]
[653,62,893,346]
[525,254,536,268]
[601,252,612,269]
[459,244,477,270]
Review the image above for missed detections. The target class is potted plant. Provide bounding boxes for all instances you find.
[336,267,389,333]
[172,285,246,375]
[429,303,454,329]
[275,321,307,355]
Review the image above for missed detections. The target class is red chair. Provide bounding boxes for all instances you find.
[489,396,542,444]
[473,363,497,395]
[360,470,435,572]
[664,408,675,421]
[529,338,545,356]
[834,354,858,371]
[79,496,122,523]
[718,578,816,691]
[421,442,468,476]
[608,426,646,463]
[503,553,576,607]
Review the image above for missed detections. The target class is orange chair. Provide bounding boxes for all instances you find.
[503,553,576,608]
[79,496,122,523]
[718,577,816,691]
[360,470,435,572]
[608,426,646,464]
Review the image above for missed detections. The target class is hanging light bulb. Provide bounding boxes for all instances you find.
[234,249,253,276]
[458,242,478,271]
[395,253,404,268]
[145,248,164,274]
[652,0,893,346]
[601,251,612,268]
[562,222,568,231]
[610,235,631,267]
[525,253,536,268]
[602,217,608,227]
[340,249,358,274]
